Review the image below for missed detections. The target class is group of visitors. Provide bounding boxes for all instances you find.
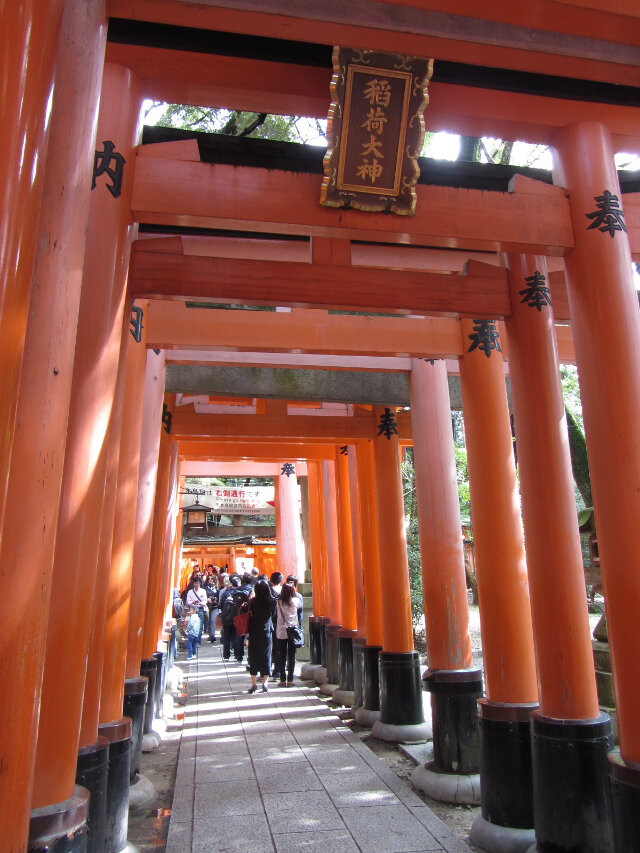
[245,571,303,693]
[177,563,304,687]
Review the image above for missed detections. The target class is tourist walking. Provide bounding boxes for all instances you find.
[275,582,302,686]
[247,579,276,693]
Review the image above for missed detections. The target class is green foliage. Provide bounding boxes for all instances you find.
[147,102,326,144]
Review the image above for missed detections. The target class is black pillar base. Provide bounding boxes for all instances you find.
[423,668,483,775]
[477,700,537,830]
[308,617,321,665]
[98,719,132,853]
[167,624,177,670]
[338,631,356,691]
[75,735,110,853]
[320,617,330,667]
[531,711,614,853]
[123,676,148,782]
[379,651,425,726]
[29,786,89,853]
[610,750,640,851]
[353,637,367,709]
[152,650,166,718]
[139,658,157,734]
[325,624,341,685]
[362,645,382,712]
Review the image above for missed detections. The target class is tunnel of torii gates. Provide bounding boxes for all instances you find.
[2,2,640,853]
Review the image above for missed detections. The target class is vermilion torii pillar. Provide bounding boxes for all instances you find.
[408,359,478,798]
[305,461,328,670]
[354,439,384,727]
[322,459,343,690]
[371,406,429,742]
[276,462,304,579]
[33,58,142,853]
[459,320,539,849]
[333,446,358,705]
[504,252,612,853]
[553,121,640,850]
[0,4,106,848]
[347,445,367,711]
[0,1,64,533]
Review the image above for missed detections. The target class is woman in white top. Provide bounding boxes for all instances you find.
[275,582,302,686]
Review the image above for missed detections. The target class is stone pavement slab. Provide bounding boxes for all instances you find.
[166,642,472,853]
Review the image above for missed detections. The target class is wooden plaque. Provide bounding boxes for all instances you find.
[320,48,432,216]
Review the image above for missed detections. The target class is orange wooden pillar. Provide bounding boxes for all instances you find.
[347,445,367,711]
[408,360,478,784]
[553,120,640,848]
[306,461,327,667]
[99,307,148,728]
[504,251,611,852]
[126,350,167,678]
[322,459,343,687]
[354,439,385,726]
[276,463,303,578]
[141,425,173,661]
[371,406,428,742]
[32,55,140,851]
[334,446,358,703]
[459,325,539,842]
[0,4,106,848]
[0,1,64,534]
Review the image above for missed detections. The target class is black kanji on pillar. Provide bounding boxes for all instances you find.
[377,407,398,440]
[467,319,501,358]
[130,305,143,342]
[339,445,348,455]
[585,189,627,238]
[92,140,126,198]
[281,463,295,477]
[162,403,172,435]
[519,270,552,312]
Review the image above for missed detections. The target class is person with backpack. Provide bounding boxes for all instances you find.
[219,575,249,662]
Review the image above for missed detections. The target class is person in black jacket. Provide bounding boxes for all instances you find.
[247,580,276,693]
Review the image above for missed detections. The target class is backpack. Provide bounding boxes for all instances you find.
[221,589,248,627]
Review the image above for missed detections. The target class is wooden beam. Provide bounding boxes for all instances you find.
[131,250,511,317]
[105,45,640,153]
[177,440,338,460]
[144,302,465,357]
[179,460,307,476]
[131,154,575,254]
[109,0,639,86]
[171,411,412,441]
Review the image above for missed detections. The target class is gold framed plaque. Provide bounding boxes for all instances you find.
[320,48,433,216]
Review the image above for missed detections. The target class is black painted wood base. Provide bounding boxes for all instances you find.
[379,651,424,726]
[139,658,157,735]
[338,631,356,692]
[362,645,382,712]
[423,668,483,775]
[478,700,537,830]
[353,637,366,709]
[325,624,341,685]
[609,750,640,852]
[531,711,614,852]
[320,618,329,667]
[29,786,89,853]
[97,718,132,853]
[308,617,321,665]
[167,624,177,669]
[123,676,147,782]
[152,650,166,719]
[75,735,110,853]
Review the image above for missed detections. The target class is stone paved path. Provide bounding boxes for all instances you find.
[167,642,472,853]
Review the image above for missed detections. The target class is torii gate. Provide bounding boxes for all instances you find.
[2,3,640,853]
